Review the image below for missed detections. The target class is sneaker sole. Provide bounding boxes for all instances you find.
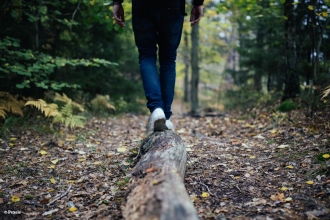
[153,118,167,132]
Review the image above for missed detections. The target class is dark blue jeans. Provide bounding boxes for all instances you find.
[132,5,184,120]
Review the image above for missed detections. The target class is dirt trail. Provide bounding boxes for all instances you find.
[0,110,329,219]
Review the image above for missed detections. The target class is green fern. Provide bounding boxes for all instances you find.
[53,102,85,129]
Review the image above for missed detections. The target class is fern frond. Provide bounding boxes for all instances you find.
[54,93,84,112]
[25,99,47,111]
[53,114,64,124]
[64,115,85,129]
[321,85,330,100]
[54,92,71,103]
[25,99,60,117]
[0,108,7,119]
[0,92,24,116]
[60,102,73,117]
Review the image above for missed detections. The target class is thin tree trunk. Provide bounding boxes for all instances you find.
[283,0,300,99]
[190,24,199,114]
[254,18,264,92]
[184,30,190,102]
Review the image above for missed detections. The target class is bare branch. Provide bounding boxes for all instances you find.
[47,184,72,206]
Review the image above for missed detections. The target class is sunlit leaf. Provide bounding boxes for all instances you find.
[280,186,287,191]
[270,129,277,134]
[117,146,127,153]
[308,5,314,10]
[202,192,210,198]
[286,165,294,169]
[321,12,328,17]
[39,150,48,155]
[69,207,77,212]
[306,180,314,185]
[51,159,59,164]
[322,154,330,159]
[285,197,293,202]
[50,178,56,184]
[50,165,56,169]
[12,195,20,202]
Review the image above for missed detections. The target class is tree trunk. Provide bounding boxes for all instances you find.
[283,0,300,99]
[254,18,264,92]
[123,130,198,220]
[190,24,199,114]
[184,30,190,102]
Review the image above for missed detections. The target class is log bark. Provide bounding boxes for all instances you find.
[123,130,198,220]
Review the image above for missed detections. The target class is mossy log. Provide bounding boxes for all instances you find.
[123,130,198,220]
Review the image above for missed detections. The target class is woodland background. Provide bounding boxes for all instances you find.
[1,1,330,219]
[1,0,330,122]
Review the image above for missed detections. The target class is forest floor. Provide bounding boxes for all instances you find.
[0,108,329,220]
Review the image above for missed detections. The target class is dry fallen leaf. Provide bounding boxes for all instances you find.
[286,165,294,169]
[278,144,289,149]
[270,129,277,134]
[146,167,154,173]
[51,159,59,164]
[50,178,56,184]
[202,192,210,198]
[69,207,77,212]
[117,146,127,153]
[322,154,330,159]
[285,197,293,202]
[270,192,285,202]
[42,209,59,216]
[306,180,314,185]
[12,195,20,202]
[39,150,48,155]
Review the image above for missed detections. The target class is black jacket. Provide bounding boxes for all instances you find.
[113,0,204,15]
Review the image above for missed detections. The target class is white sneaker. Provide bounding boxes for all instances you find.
[146,108,166,134]
[166,119,174,131]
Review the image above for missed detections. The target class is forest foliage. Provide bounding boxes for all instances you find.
[1,0,330,126]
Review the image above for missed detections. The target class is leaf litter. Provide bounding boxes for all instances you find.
[0,109,329,219]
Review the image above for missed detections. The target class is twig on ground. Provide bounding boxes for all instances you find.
[197,182,215,196]
[236,185,242,193]
[47,185,72,206]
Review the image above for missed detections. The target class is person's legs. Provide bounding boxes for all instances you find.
[158,8,184,120]
[132,7,163,114]
[132,7,168,132]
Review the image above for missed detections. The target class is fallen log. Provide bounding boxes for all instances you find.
[123,130,198,220]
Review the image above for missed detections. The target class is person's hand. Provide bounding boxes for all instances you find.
[113,3,125,27]
[190,5,203,26]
